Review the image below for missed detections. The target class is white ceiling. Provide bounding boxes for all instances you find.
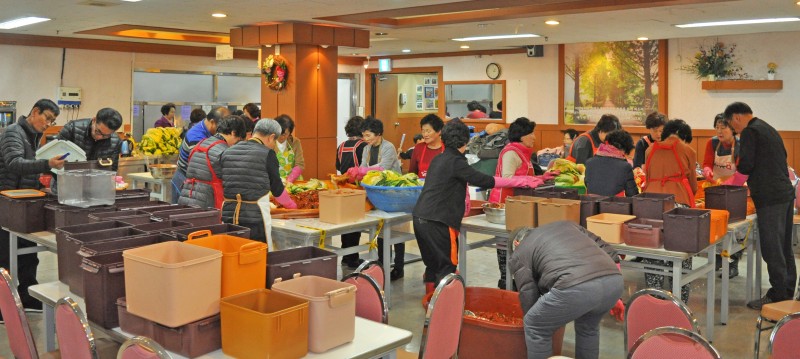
[2,0,799,56]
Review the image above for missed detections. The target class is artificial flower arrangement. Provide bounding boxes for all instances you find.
[262,54,288,91]
[768,62,778,74]
[681,41,745,79]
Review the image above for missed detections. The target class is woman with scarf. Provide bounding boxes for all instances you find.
[584,130,638,197]
[275,114,305,183]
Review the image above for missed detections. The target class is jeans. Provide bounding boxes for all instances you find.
[170,170,186,204]
[524,274,623,359]
[755,200,797,300]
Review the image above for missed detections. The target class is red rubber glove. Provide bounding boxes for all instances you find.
[494,176,544,189]
[702,167,714,180]
[610,299,625,322]
[463,187,471,217]
[723,171,749,186]
[346,166,383,183]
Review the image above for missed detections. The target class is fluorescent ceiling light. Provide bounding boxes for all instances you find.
[460,45,470,49]
[212,13,227,18]
[0,16,50,29]
[401,49,411,53]
[452,33,539,41]
[121,0,142,2]
[637,37,649,41]
[675,17,800,28]
[545,20,560,25]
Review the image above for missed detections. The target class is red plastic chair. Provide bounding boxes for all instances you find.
[342,272,388,323]
[55,297,102,359]
[753,283,800,357]
[624,288,699,355]
[117,336,172,359]
[768,312,800,359]
[419,273,466,359]
[628,327,720,359]
[0,268,39,359]
[355,260,385,290]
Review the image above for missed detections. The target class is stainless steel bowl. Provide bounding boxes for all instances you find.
[149,164,177,179]
[482,203,506,224]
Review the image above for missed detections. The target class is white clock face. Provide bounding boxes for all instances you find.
[486,63,501,79]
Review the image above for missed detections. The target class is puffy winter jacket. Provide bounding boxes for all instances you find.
[0,116,51,190]
[220,139,285,224]
[178,134,228,209]
[57,118,121,171]
[177,121,212,175]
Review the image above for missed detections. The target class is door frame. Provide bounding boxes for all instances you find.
[338,73,360,119]
[365,66,444,120]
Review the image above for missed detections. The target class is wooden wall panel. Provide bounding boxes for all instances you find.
[317,137,338,178]
[294,45,318,139]
[301,138,318,179]
[317,46,338,138]
[260,26,278,45]
[242,26,260,47]
[229,28,243,47]
[354,30,370,48]
[333,28,353,47]
[312,26,334,46]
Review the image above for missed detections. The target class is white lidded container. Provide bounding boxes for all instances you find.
[35,140,87,174]
[57,169,116,207]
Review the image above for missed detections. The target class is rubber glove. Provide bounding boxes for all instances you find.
[539,170,560,182]
[494,176,544,189]
[464,187,471,217]
[345,166,383,183]
[609,299,625,322]
[702,167,714,180]
[723,171,749,186]
[286,166,303,183]
[274,190,298,209]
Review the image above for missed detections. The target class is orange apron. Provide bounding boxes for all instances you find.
[644,141,695,208]
[566,132,599,163]
[184,137,226,209]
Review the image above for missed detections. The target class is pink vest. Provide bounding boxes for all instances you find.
[489,143,534,203]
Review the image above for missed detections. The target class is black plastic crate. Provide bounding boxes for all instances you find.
[663,208,711,253]
[579,194,609,228]
[704,185,748,222]
[530,185,580,200]
[172,223,251,241]
[266,246,337,288]
[88,210,153,225]
[55,220,134,282]
[45,203,118,231]
[132,220,193,235]
[599,197,633,215]
[0,194,58,233]
[149,208,221,227]
[632,193,676,220]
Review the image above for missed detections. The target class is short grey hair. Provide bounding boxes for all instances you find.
[254,118,282,137]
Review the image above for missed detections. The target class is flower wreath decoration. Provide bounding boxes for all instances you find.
[262,54,288,91]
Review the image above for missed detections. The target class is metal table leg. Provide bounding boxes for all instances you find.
[44,301,56,351]
[383,225,393,308]
[9,231,18,286]
[721,237,731,325]
[458,231,467,283]
[706,249,716,341]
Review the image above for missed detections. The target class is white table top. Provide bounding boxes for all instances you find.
[29,281,413,359]
[5,228,57,250]
[460,214,508,236]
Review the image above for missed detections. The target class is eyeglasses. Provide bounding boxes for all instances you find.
[93,123,114,139]
[43,112,57,125]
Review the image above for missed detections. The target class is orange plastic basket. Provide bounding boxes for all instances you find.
[186,230,268,297]
[709,209,730,244]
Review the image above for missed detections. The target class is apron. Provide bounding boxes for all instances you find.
[713,139,737,179]
[644,140,695,208]
[184,137,226,209]
[489,144,534,203]
[417,144,445,179]
[222,137,274,249]
[566,132,599,163]
[276,139,298,180]
[337,138,364,172]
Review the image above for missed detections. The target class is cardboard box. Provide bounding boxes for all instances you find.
[505,196,545,231]
[319,189,366,224]
[537,198,581,226]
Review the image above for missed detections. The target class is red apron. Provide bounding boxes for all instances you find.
[489,144,534,203]
[337,138,364,169]
[184,137,226,209]
[417,144,444,179]
[644,140,695,208]
[566,132,599,163]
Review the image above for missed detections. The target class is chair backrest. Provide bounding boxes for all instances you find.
[356,260,384,290]
[55,296,98,359]
[117,336,172,359]
[419,273,466,359]
[628,326,720,359]
[0,268,38,359]
[342,272,388,323]
[624,288,699,354]
[769,312,800,358]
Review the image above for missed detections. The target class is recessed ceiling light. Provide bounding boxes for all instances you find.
[0,16,50,29]
[401,49,411,53]
[211,13,227,18]
[675,17,800,28]
[375,32,388,36]
[460,45,470,49]
[545,20,560,25]
[121,0,142,2]
[637,37,649,41]
[452,33,539,41]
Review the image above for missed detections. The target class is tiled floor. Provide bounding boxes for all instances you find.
[2,232,799,358]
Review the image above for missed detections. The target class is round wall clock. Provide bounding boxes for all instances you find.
[486,63,501,79]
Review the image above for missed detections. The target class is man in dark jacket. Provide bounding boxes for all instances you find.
[57,108,124,171]
[566,114,621,164]
[510,222,623,359]
[724,102,797,308]
[0,99,65,313]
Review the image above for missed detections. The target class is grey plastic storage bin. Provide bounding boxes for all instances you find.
[632,193,675,220]
[55,220,134,281]
[663,208,711,253]
[579,194,609,228]
[704,185,748,222]
[0,194,58,233]
[172,223,251,240]
[599,197,633,215]
[88,210,153,225]
[266,247,337,288]
[45,203,118,231]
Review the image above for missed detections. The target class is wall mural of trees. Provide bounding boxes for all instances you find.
[563,40,661,126]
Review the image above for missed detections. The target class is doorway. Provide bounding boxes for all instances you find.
[337,73,359,145]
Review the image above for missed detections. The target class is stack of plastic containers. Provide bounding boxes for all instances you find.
[185,232,267,297]
[266,247,337,288]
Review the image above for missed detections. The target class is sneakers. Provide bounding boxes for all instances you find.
[747,293,777,310]
[390,268,404,281]
[22,299,43,313]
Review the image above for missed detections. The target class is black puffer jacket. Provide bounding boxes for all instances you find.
[220,139,285,224]
[57,118,121,171]
[0,116,51,190]
[178,134,229,209]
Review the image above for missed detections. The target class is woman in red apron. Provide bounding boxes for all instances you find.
[642,119,697,303]
[178,116,247,209]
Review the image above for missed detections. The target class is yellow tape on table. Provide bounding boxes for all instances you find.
[296,225,328,249]
[721,220,754,258]
[369,219,385,252]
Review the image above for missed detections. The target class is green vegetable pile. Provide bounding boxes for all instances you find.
[361,170,423,187]
[287,178,327,194]
[548,159,586,187]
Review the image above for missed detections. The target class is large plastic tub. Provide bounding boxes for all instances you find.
[88,210,153,225]
[586,213,637,244]
[579,194,609,228]
[360,185,420,213]
[536,198,580,226]
[266,246,337,288]
[45,203,118,231]
[0,194,58,233]
[623,219,664,248]
[131,220,192,237]
[55,220,133,281]
[599,196,633,215]
[186,232,267,297]
[117,297,153,338]
[271,275,356,352]
[123,241,222,327]
[57,169,116,207]
[704,185,747,222]
[149,207,220,226]
[632,193,676,220]
[220,289,309,359]
[60,227,148,296]
[172,223,251,240]
[153,315,221,358]
[457,287,564,359]
[709,209,730,244]
[663,208,711,253]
